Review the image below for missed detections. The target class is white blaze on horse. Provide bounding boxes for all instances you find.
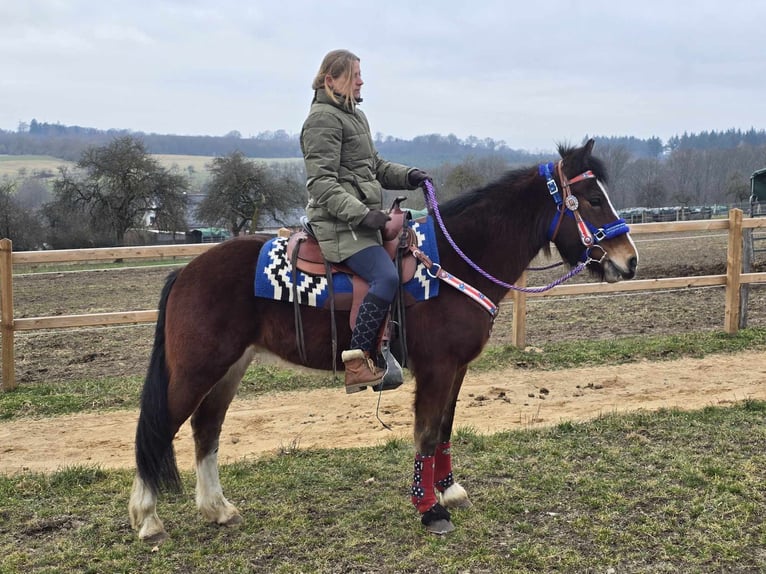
[129,139,638,542]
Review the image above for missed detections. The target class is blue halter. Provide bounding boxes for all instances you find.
[538,162,630,253]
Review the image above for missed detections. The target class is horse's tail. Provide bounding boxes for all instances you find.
[135,270,182,495]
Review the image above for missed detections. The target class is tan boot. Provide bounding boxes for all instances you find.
[341,349,384,394]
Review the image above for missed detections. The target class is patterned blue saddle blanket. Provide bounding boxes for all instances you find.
[254,216,440,307]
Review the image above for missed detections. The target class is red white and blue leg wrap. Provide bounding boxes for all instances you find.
[434,442,455,493]
[411,453,438,513]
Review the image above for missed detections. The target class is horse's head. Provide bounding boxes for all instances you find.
[545,139,638,282]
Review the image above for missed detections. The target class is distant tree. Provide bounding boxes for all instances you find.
[41,195,112,249]
[725,173,750,203]
[646,137,664,158]
[442,163,483,200]
[15,178,52,210]
[196,151,306,236]
[48,136,189,246]
[595,144,632,207]
[0,181,45,249]
[621,157,664,207]
[151,169,190,239]
[636,180,667,208]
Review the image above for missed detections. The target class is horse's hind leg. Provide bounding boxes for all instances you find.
[192,347,255,527]
[129,475,168,543]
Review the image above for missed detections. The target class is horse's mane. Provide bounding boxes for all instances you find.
[437,143,609,219]
[436,166,533,218]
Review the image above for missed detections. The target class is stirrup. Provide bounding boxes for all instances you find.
[371,344,404,392]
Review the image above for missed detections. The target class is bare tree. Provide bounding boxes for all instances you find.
[429,155,510,204]
[15,178,52,210]
[0,181,45,249]
[622,158,665,207]
[595,145,632,207]
[49,136,189,246]
[196,151,306,236]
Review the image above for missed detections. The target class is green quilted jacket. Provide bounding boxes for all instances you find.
[300,90,417,262]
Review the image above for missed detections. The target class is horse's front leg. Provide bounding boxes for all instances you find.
[435,366,472,510]
[411,364,468,534]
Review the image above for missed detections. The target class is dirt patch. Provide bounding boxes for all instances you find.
[2,351,765,474]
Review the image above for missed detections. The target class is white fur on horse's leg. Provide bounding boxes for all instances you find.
[129,476,168,543]
[438,482,472,509]
[195,450,242,526]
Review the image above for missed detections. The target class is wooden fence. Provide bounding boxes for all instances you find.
[2,209,766,391]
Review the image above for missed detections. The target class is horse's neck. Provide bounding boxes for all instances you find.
[437,196,547,300]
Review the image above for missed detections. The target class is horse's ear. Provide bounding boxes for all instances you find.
[584,138,595,156]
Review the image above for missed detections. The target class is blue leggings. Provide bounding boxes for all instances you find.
[344,245,399,304]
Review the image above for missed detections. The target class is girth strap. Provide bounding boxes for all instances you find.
[291,235,308,365]
[324,259,338,376]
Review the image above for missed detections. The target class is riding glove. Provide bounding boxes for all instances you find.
[360,209,391,230]
[408,169,432,188]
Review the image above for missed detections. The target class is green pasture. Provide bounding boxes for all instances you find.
[0,155,73,179]
[0,154,302,189]
[2,402,766,572]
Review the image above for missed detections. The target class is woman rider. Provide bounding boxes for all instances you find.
[300,49,431,393]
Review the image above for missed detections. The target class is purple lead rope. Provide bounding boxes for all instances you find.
[423,180,586,293]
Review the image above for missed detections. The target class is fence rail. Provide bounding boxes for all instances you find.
[2,209,766,391]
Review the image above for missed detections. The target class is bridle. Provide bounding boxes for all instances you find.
[415,165,632,317]
[539,160,630,263]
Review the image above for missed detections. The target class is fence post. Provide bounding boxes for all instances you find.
[723,209,743,334]
[511,271,527,349]
[0,238,16,391]
[739,228,753,329]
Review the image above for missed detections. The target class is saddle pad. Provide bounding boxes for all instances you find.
[254,216,440,306]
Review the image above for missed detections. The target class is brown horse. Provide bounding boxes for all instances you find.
[129,139,638,542]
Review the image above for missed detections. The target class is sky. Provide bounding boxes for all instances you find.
[2,0,765,152]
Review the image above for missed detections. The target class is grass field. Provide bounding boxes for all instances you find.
[0,155,73,179]
[0,154,302,184]
[0,154,302,196]
[3,401,766,572]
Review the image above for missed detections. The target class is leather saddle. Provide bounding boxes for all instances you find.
[285,197,418,328]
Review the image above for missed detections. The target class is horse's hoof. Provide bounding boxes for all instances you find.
[141,529,169,545]
[425,519,455,535]
[220,513,243,527]
[446,497,473,509]
[421,503,454,535]
[439,483,472,509]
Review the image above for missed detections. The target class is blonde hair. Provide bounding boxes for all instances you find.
[311,49,360,110]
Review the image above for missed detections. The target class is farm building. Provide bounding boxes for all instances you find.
[751,168,766,217]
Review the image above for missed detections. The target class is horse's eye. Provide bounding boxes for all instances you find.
[589,197,602,208]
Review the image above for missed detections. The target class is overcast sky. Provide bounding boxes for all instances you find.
[2,0,765,152]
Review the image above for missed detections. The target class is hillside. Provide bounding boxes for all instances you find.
[5,121,766,167]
